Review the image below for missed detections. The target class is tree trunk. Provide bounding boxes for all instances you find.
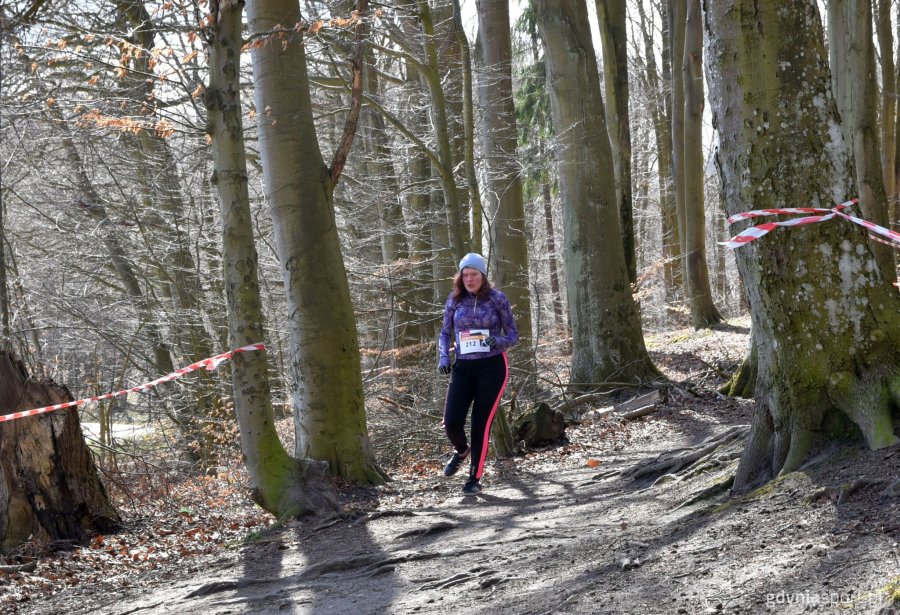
[596,0,636,284]
[453,0,483,254]
[58,132,175,378]
[895,12,900,230]
[0,181,9,342]
[720,331,757,399]
[246,0,385,483]
[636,0,681,303]
[206,0,338,517]
[541,177,565,329]
[668,0,687,283]
[116,0,221,452]
[534,0,659,387]
[476,0,535,373]
[522,19,565,330]
[0,351,120,553]
[400,59,438,342]
[16,42,177,381]
[875,0,896,201]
[682,0,722,327]
[360,47,422,354]
[705,0,900,491]
[827,0,895,281]
[116,0,220,363]
[416,0,468,261]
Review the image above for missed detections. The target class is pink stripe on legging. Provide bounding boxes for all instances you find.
[474,352,509,479]
[441,381,450,426]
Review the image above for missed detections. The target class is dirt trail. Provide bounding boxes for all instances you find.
[21,396,900,615]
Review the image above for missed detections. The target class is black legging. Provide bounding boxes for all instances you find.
[442,353,509,479]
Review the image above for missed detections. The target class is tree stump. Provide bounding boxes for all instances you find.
[513,402,566,448]
[0,351,120,553]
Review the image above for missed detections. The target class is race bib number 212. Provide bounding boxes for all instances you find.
[458,329,490,355]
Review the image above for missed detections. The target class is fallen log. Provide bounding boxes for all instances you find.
[621,405,659,421]
[613,389,665,414]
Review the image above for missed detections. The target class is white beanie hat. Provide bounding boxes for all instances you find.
[458,252,488,276]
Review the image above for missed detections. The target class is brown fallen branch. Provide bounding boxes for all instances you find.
[550,393,608,415]
[621,404,659,420]
[614,389,665,413]
[377,395,416,416]
[0,561,37,573]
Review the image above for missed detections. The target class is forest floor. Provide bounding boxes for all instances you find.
[2,317,899,615]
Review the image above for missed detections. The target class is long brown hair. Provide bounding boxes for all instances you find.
[450,270,492,302]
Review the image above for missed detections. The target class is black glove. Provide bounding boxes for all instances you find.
[484,335,497,349]
[439,364,452,375]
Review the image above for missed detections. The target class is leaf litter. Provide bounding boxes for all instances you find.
[2,316,898,614]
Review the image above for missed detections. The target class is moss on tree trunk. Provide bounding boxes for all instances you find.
[246,0,385,484]
[705,0,900,491]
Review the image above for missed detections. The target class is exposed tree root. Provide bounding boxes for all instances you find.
[719,340,756,399]
[396,521,459,539]
[623,424,749,483]
[418,567,495,591]
[184,551,410,597]
[589,470,621,483]
[0,561,37,573]
[185,579,266,599]
[829,368,900,451]
[736,365,900,492]
[352,509,422,526]
[802,478,884,505]
[674,476,735,510]
[885,479,900,498]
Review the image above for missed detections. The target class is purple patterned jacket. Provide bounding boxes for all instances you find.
[438,288,519,367]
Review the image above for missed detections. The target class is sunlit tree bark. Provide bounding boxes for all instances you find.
[476,0,534,371]
[246,0,385,482]
[875,0,896,202]
[414,0,468,260]
[0,171,10,343]
[706,0,900,490]
[205,0,337,516]
[596,0,635,283]
[681,0,722,327]
[827,0,894,280]
[533,0,659,386]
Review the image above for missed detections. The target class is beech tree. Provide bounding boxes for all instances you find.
[680,0,721,327]
[514,9,566,330]
[705,0,900,489]
[874,0,896,202]
[205,0,337,515]
[410,0,469,260]
[0,184,8,341]
[595,0,635,284]
[533,0,658,386]
[475,0,534,363]
[633,0,681,302]
[245,0,386,482]
[827,0,894,280]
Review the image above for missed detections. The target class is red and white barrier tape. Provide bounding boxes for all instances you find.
[722,198,900,249]
[869,233,900,248]
[0,343,265,424]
